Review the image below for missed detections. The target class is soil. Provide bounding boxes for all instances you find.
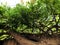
[1,33,60,45]
[20,33,60,45]
[38,37,60,45]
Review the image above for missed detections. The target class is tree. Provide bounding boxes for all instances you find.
[0,0,60,45]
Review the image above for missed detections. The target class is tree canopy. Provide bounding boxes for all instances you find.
[0,0,60,40]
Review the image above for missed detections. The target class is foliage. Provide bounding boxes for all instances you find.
[0,0,60,40]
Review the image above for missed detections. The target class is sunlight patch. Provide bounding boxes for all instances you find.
[0,0,30,7]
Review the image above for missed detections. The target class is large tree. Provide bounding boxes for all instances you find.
[0,0,60,45]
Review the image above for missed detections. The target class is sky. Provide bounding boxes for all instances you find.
[0,0,29,7]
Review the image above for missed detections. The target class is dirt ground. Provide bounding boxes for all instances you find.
[37,34,60,45]
[37,37,60,45]
[2,34,60,45]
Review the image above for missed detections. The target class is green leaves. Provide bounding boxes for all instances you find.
[0,0,60,40]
